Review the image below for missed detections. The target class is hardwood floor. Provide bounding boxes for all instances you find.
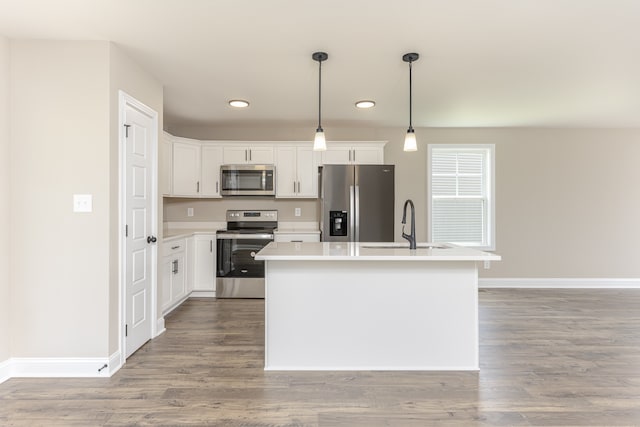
[1,289,640,426]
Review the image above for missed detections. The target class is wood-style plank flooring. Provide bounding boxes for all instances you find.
[1,289,640,426]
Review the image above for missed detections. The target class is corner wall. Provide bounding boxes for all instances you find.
[9,40,111,358]
[0,35,11,364]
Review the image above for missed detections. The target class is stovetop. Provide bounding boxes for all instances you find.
[219,210,278,233]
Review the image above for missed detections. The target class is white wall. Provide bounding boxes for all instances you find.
[0,35,11,363]
[167,124,640,280]
[10,40,111,357]
[108,44,163,355]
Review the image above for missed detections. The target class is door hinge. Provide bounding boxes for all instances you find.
[125,225,128,237]
[124,124,131,138]
[125,324,128,337]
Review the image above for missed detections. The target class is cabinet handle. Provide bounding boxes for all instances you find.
[196,181,200,193]
[293,181,296,193]
[171,245,181,250]
[352,150,356,162]
[249,149,252,161]
[172,259,179,274]
[297,181,300,193]
[245,149,248,162]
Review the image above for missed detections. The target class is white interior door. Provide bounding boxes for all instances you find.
[124,101,156,358]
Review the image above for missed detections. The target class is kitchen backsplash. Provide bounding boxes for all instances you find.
[163,197,318,222]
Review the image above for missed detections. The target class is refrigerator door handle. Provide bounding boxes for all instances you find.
[349,185,355,241]
[354,185,360,242]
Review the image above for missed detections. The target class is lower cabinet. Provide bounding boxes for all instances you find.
[161,239,187,314]
[189,234,216,294]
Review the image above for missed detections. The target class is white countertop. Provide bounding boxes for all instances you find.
[163,229,218,241]
[255,242,501,262]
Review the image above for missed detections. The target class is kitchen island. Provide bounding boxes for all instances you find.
[255,241,500,371]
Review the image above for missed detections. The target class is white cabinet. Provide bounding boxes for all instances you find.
[200,145,223,197]
[190,234,216,292]
[160,132,173,196]
[275,145,319,198]
[172,139,201,196]
[321,143,385,165]
[170,138,223,198]
[161,239,187,314]
[223,145,274,164]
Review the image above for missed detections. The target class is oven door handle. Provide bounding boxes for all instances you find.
[216,233,274,240]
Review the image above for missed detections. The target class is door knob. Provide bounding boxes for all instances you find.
[147,236,157,244]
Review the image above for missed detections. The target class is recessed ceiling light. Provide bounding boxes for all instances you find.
[229,99,249,108]
[355,100,376,109]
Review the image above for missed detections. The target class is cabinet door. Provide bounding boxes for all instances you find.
[353,146,383,164]
[161,257,173,312]
[193,235,215,291]
[201,145,223,197]
[248,146,274,164]
[321,146,352,165]
[223,146,248,164]
[275,146,297,198]
[296,146,319,197]
[171,253,186,302]
[172,141,201,196]
[160,134,173,196]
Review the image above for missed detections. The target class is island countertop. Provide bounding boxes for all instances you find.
[255,241,501,262]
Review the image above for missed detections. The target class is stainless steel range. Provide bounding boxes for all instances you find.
[216,210,277,298]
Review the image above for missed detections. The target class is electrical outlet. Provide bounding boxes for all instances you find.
[73,194,93,213]
[187,207,194,217]
[294,208,301,217]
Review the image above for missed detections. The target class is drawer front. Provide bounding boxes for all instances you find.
[163,238,186,256]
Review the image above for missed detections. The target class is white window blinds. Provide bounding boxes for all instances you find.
[428,145,494,249]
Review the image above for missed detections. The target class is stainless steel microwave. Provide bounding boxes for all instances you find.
[220,164,276,196]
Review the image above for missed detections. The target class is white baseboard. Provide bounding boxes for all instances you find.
[479,278,640,289]
[155,317,166,337]
[190,290,216,298]
[0,358,10,384]
[108,350,122,376]
[9,357,112,379]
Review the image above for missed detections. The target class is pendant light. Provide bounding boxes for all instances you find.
[403,52,419,151]
[312,51,328,151]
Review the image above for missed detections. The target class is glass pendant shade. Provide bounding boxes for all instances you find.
[313,128,327,151]
[404,129,417,151]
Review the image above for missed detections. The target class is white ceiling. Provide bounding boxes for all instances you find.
[2,0,640,129]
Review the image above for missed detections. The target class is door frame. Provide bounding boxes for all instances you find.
[118,90,159,368]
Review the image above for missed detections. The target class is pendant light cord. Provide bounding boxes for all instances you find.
[408,60,413,131]
[318,59,322,130]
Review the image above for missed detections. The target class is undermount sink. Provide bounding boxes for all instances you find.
[361,243,449,249]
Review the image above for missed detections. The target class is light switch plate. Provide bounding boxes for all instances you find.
[294,208,301,217]
[187,207,194,217]
[73,194,93,213]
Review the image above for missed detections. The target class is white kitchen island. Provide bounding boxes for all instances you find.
[255,242,500,371]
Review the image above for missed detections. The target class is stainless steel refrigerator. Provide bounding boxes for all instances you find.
[318,164,395,242]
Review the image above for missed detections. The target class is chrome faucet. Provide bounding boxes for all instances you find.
[402,199,417,249]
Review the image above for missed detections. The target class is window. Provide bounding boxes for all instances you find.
[427,144,495,250]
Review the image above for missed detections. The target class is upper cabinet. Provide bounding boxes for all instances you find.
[171,139,223,198]
[160,132,173,196]
[172,138,201,196]
[223,145,274,164]
[275,145,319,198]
[200,145,223,197]
[163,134,386,198]
[321,142,385,165]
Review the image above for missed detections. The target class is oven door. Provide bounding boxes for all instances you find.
[216,232,273,298]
